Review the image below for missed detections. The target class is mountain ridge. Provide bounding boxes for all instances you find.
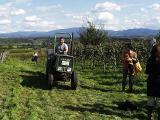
[0,27,159,38]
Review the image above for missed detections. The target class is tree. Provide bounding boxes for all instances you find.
[79,21,108,47]
[79,21,109,69]
[156,31,160,41]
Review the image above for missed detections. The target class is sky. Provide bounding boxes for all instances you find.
[0,0,159,32]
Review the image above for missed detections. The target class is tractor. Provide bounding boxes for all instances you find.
[46,33,78,90]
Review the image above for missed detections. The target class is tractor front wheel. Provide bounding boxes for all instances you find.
[48,73,54,90]
[71,72,78,90]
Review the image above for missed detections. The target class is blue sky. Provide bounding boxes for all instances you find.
[0,0,160,32]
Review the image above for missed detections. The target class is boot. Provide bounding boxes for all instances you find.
[147,106,153,120]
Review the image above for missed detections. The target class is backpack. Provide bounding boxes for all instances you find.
[135,62,142,73]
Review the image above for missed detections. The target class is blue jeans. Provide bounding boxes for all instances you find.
[122,64,134,92]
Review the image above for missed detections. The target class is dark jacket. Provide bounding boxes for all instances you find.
[146,56,160,97]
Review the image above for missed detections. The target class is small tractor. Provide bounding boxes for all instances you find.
[46,33,78,90]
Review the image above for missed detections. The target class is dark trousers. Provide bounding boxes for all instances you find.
[32,56,38,62]
[122,64,134,92]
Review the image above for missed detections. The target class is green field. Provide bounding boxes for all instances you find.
[0,50,150,120]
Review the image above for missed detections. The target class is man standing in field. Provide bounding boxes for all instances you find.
[56,37,68,55]
[148,38,157,54]
[146,43,160,119]
[32,52,38,63]
[122,43,137,93]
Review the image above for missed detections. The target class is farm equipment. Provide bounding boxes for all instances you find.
[46,33,78,90]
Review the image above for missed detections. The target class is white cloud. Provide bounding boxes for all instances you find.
[89,2,160,30]
[118,17,160,29]
[93,1,121,12]
[24,16,41,22]
[122,18,146,29]
[0,7,7,11]
[2,2,12,7]
[140,8,148,13]
[89,1,121,30]
[64,11,97,27]
[73,15,83,20]
[0,3,12,17]
[65,13,73,17]
[150,17,160,24]
[96,12,114,22]
[0,1,158,32]
[22,15,62,31]
[36,4,62,12]
[0,19,11,25]
[14,0,32,3]
[150,3,160,11]
[0,2,26,18]
[11,9,26,15]
[0,7,8,17]
[23,20,62,31]
[71,15,84,25]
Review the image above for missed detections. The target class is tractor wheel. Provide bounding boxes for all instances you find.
[46,66,49,80]
[48,73,54,90]
[46,61,50,80]
[71,72,78,90]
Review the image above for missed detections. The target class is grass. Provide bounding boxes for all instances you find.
[0,50,150,120]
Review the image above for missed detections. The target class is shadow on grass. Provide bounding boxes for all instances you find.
[87,73,146,87]
[80,84,147,95]
[80,68,147,94]
[20,70,72,90]
[113,100,147,111]
[80,84,121,93]
[98,79,121,86]
[132,88,147,94]
[54,83,72,90]
[20,70,48,90]
[64,102,147,119]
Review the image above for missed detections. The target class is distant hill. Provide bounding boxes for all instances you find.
[0,28,159,38]
[107,28,159,37]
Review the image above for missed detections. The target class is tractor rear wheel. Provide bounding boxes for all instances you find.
[71,72,78,90]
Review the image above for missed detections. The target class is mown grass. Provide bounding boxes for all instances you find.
[9,48,33,53]
[0,50,150,120]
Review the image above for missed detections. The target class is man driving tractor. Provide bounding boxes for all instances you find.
[56,37,68,54]
[46,33,77,90]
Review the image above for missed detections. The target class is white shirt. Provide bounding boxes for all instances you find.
[57,43,68,54]
[34,53,38,57]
